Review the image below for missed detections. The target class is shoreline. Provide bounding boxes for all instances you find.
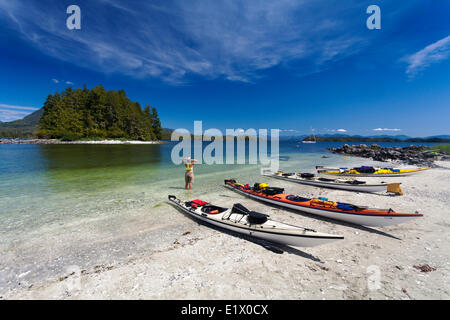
[1,160,449,299]
[0,139,165,145]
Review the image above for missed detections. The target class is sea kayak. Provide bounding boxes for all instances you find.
[316,166,428,177]
[168,195,343,247]
[263,170,390,193]
[224,180,423,227]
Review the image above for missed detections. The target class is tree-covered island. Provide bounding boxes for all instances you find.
[35,85,162,141]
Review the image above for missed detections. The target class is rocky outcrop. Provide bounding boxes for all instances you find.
[327,144,449,167]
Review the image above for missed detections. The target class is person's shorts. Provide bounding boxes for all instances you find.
[185,171,193,183]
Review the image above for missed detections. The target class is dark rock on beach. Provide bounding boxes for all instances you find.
[327,144,449,167]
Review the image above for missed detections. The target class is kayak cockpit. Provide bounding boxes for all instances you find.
[201,205,227,214]
[285,195,310,202]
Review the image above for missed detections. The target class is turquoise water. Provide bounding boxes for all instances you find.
[0,141,439,230]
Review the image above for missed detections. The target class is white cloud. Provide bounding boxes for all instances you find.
[336,129,347,132]
[373,128,401,132]
[0,1,366,84]
[52,78,59,84]
[66,81,74,85]
[405,35,450,78]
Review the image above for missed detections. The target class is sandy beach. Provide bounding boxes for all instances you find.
[1,160,449,300]
[2,0,449,304]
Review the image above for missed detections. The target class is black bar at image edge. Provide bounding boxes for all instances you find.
[0,300,439,318]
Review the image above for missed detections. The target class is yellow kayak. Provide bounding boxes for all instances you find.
[316,166,429,177]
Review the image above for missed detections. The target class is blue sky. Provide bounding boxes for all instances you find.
[0,0,449,136]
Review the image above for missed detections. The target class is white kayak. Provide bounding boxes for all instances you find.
[168,195,344,247]
[316,166,429,177]
[263,170,389,193]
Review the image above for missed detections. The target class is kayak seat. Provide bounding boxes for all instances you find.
[248,211,268,224]
[201,205,227,214]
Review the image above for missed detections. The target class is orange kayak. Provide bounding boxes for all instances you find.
[224,179,423,227]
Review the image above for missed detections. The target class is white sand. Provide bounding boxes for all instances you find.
[2,161,449,300]
[0,139,163,144]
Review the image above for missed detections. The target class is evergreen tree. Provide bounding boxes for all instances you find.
[150,106,162,140]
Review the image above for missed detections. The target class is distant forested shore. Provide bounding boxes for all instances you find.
[302,135,450,143]
[0,86,164,141]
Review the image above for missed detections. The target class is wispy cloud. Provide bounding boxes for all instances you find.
[0,0,366,84]
[0,104,39,111]
[52,78,60,84]
[66,81,74,85]
[373,128,401,132]
[0,104,38,122]
[336,129,347,132]
[405,35,450,78]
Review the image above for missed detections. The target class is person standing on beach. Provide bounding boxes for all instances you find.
[183,157,198,190]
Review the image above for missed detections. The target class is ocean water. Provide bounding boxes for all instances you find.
[0,141,439,232]
[0,140,439,291]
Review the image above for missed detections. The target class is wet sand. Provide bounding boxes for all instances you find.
[1,161,449,300]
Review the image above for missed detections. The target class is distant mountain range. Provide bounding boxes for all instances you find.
[0,108,43,138]
[280,134,450,143]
